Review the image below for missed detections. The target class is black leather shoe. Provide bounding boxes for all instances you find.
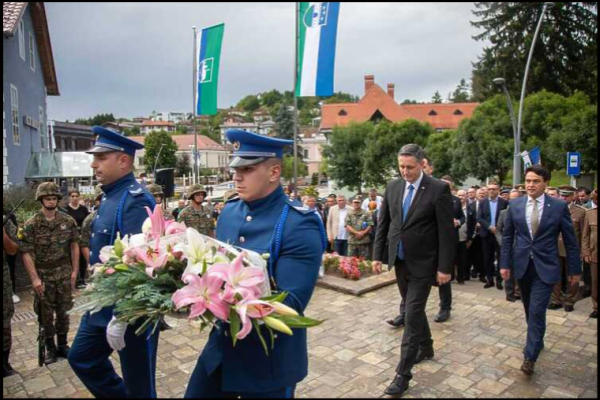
[479,276,487,283]
[564,305,575,312]
[547,303,563,310]
[521,359,535,375]
[44,340,58,365]
[434,310,451,323]
[496,281,504,290]
[471,271,478,279]
[387,315,406,329]
[506,296,517,303]
[384,375,410,397]
[415,347,435,364]
[484,281,494,289]
[590,311,598,319]
[457,280,465,285]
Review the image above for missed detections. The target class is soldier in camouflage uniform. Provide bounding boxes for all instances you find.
[81,186,103,266]
[21,182,80,365]
[147,183,173,221]
[3,221,19,378]
[178,184,214,236]
[345,195,374,259]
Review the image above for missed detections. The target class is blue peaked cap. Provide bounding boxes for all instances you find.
[227,129,293,168]
[86,126,144,157]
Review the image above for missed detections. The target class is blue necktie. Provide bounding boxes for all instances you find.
[397,185,415,260]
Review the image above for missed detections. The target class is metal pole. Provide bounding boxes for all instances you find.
[292,2,299,198]
[516,2,553,186]
[153,143,166,181]
[192,26,199,182]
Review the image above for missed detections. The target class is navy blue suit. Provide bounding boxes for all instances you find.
[185,186,326,398]
[500,195,581,362]
[68,173,161,398]
[478,197,509,283]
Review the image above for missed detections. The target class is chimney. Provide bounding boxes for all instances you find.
[365,75,375,94]
[387,84,395,100]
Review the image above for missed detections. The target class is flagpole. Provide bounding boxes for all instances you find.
[192,26,199,181]
[292,2,300,198]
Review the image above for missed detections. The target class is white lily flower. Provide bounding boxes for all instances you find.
[175,228,228,276]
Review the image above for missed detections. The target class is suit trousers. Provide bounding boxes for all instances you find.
[394,260,435,381]
[482,235,502,283]
[184,361,296,399]
[333,240,348,257]
[518,260,555,362]
[592,263,598,312]
[68,313,160,398]
[456,241,469,282]
[550,257,580,307]
[468,236,484,278]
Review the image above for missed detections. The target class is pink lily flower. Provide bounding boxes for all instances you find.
[234,296,277,340]
[172,273,230,321]
[144,205,166,240]
[136,237,170,278]
[165,220,187,236]
[209,253,266,299]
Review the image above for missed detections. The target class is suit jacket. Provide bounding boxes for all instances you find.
[478,197,509,239]
[496,208,509,246]
[374,174,456,277]
[465,201,478,241]
[500,195,582,285]
[326,205,348,242]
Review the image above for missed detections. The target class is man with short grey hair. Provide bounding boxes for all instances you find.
[374,144,455,397]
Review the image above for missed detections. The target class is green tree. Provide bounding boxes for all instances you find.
[322,123,373,192]
[175,153,192,177]
[260,90,284,108]
[425,129,467,182]
[449,79,472,103]
[363,120,433,187]
[282,155,308,183]
[452,95,515,185]
[431,91,443,104]
[471,2,598,103]
[237,95,261,113]
[123,126,140,137]
[401,99,419,105]
[144,130,179,173]
[75,113,116,126]
[274,104,295,140]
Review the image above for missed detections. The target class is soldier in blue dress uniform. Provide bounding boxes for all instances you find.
[184,130,327,399]
[68,127,160,398]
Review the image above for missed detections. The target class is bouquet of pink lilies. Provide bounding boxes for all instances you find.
[74,205,323,354]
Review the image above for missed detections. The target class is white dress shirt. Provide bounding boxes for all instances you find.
[526,194,546,238]
[403,172,424,207]
[362,196,383,212]
[337,207,348,240]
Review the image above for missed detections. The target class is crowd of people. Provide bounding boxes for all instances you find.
[2,127,598,399]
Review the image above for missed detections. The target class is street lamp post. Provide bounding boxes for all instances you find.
[513,2,554,185]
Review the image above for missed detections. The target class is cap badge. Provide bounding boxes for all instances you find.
[233,141,241,151]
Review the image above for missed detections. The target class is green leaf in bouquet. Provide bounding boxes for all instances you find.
[114,239,125,258]
[272,315,324,329]
[261,292,288,303]
[252,319,270,356]
[202,258,208,275]
[267,326,275,350]
[229,309,241,348]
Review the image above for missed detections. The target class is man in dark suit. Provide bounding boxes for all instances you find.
[501,166,581,376]
[372,144,455,397]
[468,188,486,282]
[478,181,509,289]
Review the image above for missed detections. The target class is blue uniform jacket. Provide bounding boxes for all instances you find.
[88,172,156,327]
[500,195,581,285]
[202,186,326,393]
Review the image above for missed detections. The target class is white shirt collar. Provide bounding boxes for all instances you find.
[528,194,545,206]
[406,171,424,191]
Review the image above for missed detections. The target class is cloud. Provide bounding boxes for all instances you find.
[45,2,487,121]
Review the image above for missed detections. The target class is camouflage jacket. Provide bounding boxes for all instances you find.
[3,221,17,319]
[80,211,96,249]
[345,209,374,245]
[178,205,214,236]
[21,211,80,280]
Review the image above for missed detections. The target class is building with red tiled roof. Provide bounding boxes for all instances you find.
[140,120,176,135]
[128,135,229,175]
[320,75,478,133]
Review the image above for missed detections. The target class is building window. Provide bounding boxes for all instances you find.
[453,109,463,116]
[29,31,36,71]
[139,157,145,166]
[428,110,438,116]
[39,107,47,149]
[10,85,20,146]
[18,20,26,60]
[338,109,348,116]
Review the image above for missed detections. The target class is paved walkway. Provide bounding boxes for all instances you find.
[3,281,597,398]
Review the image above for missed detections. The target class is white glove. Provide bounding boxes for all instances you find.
[107,317,128,352]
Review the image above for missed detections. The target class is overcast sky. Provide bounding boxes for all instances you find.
[45,2,488,122]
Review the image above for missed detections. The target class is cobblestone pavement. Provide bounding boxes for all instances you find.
[3,281,597,398]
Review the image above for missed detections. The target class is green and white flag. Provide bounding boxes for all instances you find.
[296,2,341,97]
[196,24,224,116]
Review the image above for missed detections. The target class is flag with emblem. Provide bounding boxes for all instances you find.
[196,23,224,116]
[295,2,341,97]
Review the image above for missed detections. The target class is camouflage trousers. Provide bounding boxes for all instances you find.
[34,279,73,340]
[348,244,370,260]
